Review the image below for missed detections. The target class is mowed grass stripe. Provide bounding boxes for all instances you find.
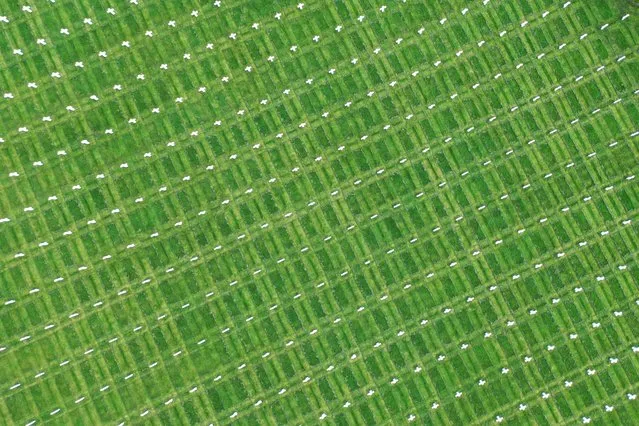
[1,37,636,296]
[1,12,636,262]
[3,176,636,422]
[0,0,592,201]
[3,90,636,360]
[1,73,636,328]
[1,0,638,424]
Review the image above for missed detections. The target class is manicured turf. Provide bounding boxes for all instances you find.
[1,0,638,424]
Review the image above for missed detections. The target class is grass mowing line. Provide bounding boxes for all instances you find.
[2,97,635,359]
[0,0,591,195]
[1,27,632,243]
[0,2,632,183]
[314,316,639,425]
[5,197,636,420]
[381,349,637,425]
[559,385,639,425]
[2,17,633,245]
[2,108,634,354]
[468,338,639,424]
[2,80,636,326]
[63,253,639,426]
[0,0,316,104]
[6,208,639,424]
[0,0,396,140]
[217,280,639,425]
[2,141,636,366]
[1,41,636,286]
[347,280,639,425]
[3,192,636,420]
[1,1,638,423]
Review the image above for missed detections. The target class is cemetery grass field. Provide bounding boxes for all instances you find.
[0,0,638,424]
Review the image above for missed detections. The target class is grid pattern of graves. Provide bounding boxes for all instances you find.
[1,0,638,425]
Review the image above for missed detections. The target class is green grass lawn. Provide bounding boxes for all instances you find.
[1,0,638,424]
